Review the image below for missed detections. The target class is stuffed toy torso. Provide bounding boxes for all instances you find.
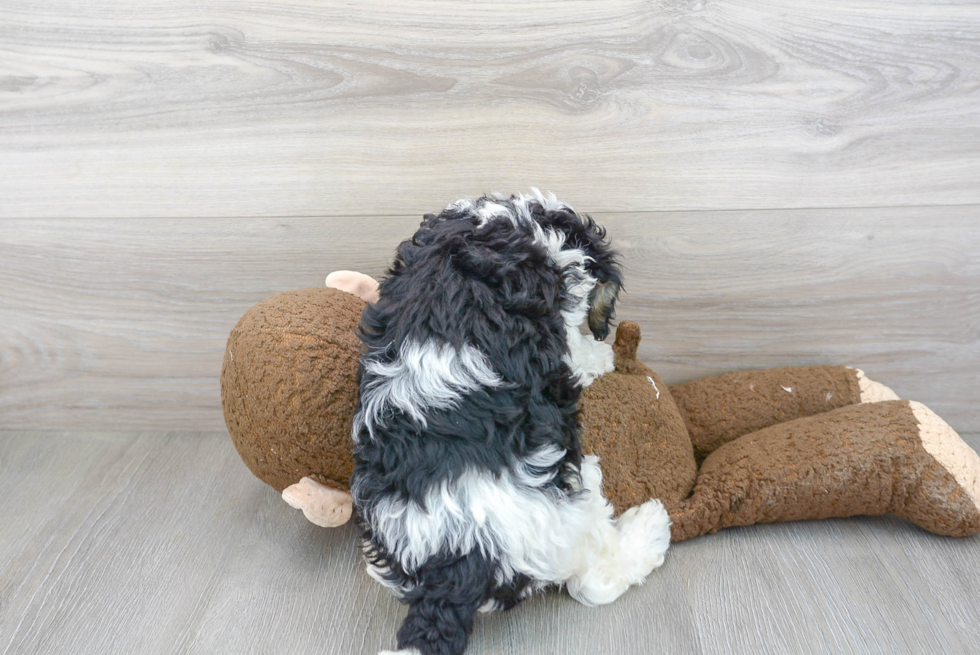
[221,279,980,540]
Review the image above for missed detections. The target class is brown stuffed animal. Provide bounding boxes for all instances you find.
[220,273,980,540]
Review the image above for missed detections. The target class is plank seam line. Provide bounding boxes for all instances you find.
[5,201,980,221]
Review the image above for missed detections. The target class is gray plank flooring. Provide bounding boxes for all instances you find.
[2,430,978,655]
[1,1,979,217]
[2,209,979,432]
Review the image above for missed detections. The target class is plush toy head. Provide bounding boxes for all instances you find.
[221,288,363,495]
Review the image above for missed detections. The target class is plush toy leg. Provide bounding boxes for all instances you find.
[282,477,353,528]
[326,270,380,303]
[670,400,980,541]
[668,365,898,460]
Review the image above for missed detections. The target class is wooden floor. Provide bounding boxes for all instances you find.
[2,429,979,655]
[2,0,980,653]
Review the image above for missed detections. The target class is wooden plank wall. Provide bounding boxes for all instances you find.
[1,0,978,431]
[2,0,979,217]
[2,210,978,431]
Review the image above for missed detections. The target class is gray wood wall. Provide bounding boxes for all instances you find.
[1,0,979,432]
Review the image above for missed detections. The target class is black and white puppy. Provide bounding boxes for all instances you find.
[351,191,671,655]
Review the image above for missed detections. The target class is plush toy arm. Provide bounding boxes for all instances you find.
[669,400,980,541]
[668,366,898,461]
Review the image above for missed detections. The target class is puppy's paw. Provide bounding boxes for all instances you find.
[589,338,615,377]
[567,499,671,607]
[568,334,615,387]
[566,562,632,607]
[616,499,672,578]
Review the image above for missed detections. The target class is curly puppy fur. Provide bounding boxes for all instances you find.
[351,191,672,655]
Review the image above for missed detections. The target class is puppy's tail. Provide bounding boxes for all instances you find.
[390,551,493,655]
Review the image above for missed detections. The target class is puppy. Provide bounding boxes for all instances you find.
[351,190,671,655]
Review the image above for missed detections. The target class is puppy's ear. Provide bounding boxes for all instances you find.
[588,280,620,341]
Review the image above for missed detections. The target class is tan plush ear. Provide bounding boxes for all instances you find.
[326,270,380,303]
[670,400,980,542]
[282,477,353,528]
[610,321,656,377]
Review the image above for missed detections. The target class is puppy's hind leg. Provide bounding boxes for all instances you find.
[381,551,493,655]
[614,498,672,576]
[565,456,672,607]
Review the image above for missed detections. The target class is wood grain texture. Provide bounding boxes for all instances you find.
[0,216,419,431]
[2,430,978,655]
[2,208,978,432]
[675,515,977,655]
[1,0,979,217]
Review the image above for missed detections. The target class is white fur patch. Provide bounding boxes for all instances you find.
[355,339,502,440]
[486,188,572,214]
[477,598,501,613]
[564,328,614,387]
[477,201,512,225]
[567,497,671,606]
[448,198,473,212]
[363,445,566,574]
[529,187,573,213]
[362,454,670,606]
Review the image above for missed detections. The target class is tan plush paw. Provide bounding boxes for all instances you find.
[851,368,900,403]
[910,401,980,516]
[282,477,353,527]
[326,270,380,303]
